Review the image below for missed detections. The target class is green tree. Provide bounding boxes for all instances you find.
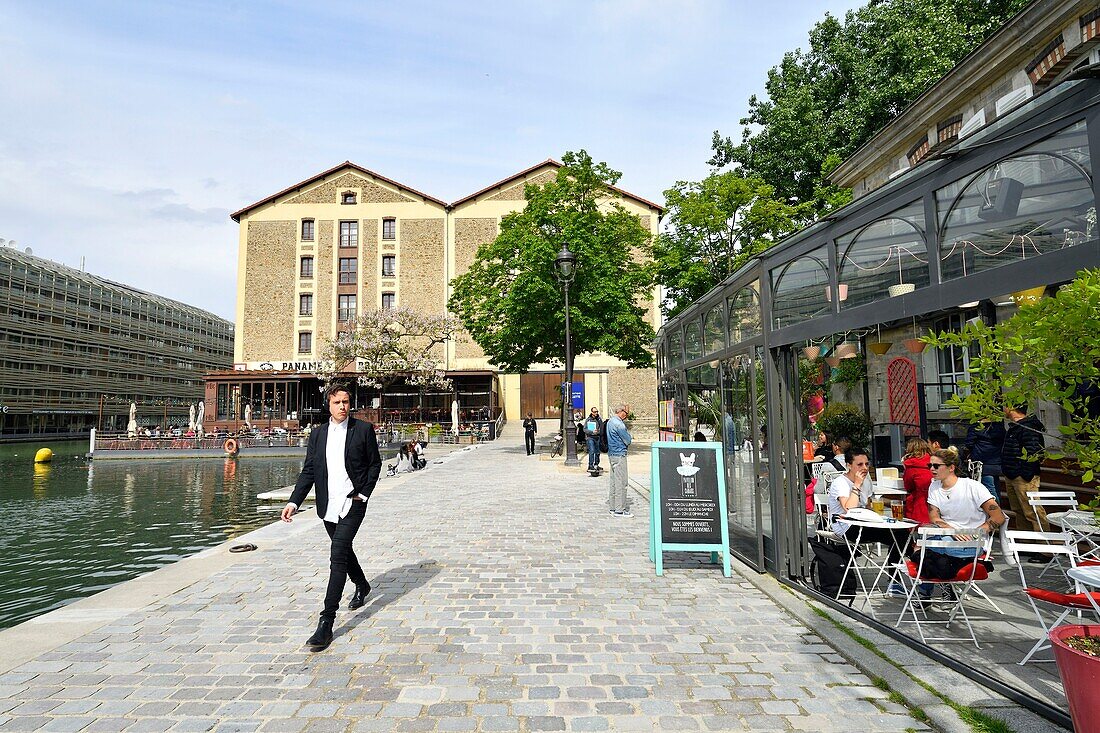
[652,168,801,317]
[716,0,1029,207]
[926,270,1100,483]
[448,150,656,377]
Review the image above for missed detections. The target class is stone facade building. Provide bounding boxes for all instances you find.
[226,160,662,433]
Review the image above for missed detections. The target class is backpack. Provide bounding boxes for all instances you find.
[808,537,857,599]
[599,421,609,453]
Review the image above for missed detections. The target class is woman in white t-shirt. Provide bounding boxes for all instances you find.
[918,447,1006,587]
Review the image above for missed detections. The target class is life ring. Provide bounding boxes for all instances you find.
[223,438,240,456]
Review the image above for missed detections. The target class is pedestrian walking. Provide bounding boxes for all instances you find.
[281,385,382,651]
[1002,402,1047,543]
[607,403,633,517]
[583,407,603,472]
[522,412,537,455]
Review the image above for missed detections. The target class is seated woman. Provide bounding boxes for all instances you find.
[827,448,905,578]
[915,447,1006,600]
[902,437,933,524]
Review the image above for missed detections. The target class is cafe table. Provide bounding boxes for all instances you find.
[1066,566,1100,616]
[1048,510,1100,562]
[836,514,919,619]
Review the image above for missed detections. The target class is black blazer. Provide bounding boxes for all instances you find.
[289,417,383,517]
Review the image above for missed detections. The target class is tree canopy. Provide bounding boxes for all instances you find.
[317,307,462,392]
[448,150,656,374]
[716,0,1029,206]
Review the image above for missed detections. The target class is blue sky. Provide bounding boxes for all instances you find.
[0,0,862,319]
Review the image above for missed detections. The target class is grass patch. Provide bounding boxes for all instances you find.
[808,603,1014,733]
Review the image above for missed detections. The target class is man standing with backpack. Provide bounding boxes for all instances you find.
[583,407,603,473]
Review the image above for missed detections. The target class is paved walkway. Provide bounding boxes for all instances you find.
[0,431,928,732]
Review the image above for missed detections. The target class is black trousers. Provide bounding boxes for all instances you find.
[321,501,368,621]
[525,432,535,454]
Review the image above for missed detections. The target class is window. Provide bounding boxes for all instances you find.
[339,257,357,284]
[382,292,396,310]
[382,218,396,240]
[299,293,313,316]
[341,191,357,205]
[339,221,358,248]
[338,294,357,322]
[298,332,312,353]
[382,255,396,277]
[300,256,314,278]
[301,220,315,241]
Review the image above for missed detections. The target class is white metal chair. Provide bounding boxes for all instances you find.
[1006,529,1100,665]
[896,527,989,648]
[1027,491,1079,578]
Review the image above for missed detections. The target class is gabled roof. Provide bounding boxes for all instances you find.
[229,161,447,221]
[450,159,664,212]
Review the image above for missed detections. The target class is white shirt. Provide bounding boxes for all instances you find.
[927,477,993,529]
[828,473,874,535]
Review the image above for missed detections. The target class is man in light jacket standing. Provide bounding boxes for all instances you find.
[281,385,382,650]
[607,403,633,518]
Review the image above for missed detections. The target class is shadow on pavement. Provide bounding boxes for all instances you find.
[334,559,442,638]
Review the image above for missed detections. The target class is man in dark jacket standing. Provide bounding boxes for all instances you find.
[281,385,382,650]
[522,412,537,455]
[583,407,604,473]
[1002,403,1047,539]
[965,420,1006,500]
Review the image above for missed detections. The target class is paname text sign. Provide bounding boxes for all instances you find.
[649,441,731,577]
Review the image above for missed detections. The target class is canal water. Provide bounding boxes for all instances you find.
[0,440,304,629]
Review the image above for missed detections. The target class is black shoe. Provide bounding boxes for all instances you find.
[348,581,372,610]
[306,619,334,650]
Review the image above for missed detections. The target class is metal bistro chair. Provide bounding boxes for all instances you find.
[1027,491,1080,578]
[896,527,990,648]
[1006,529,1100,665]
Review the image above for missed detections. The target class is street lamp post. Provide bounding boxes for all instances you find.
[554,245,579,466]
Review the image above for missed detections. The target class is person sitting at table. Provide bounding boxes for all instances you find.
[915,447,1006,602]
[827,448,906,588]
[902,437,933,524]
[813,431,832,461]
[827,436,852,472]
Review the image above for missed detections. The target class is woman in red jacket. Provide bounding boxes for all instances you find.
[902,437,933,524]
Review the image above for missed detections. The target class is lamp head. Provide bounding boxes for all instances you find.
[554,245,577,283]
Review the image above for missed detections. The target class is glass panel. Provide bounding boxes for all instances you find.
[685,320,703,362]
[703,305,725,354]
[837,201,928,308]
[722,353,760,566]
[668,329,683,368]
[770,248,830,329]
[754,346,773,568]
[727,284,761,344]
[938,120,1094,280]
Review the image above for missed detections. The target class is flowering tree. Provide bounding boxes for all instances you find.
[316,307,463,392]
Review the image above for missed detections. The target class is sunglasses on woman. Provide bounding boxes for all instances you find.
[927,462,947,470]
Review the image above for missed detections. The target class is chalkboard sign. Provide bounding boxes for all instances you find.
[649,441,731,577]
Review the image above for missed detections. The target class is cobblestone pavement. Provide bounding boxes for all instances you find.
[0,433,929,732]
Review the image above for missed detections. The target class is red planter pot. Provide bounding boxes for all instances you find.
[1050,625,1100,731]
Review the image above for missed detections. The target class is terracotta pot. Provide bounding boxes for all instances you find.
[903,338,927,354]
[1050,625,1100,731]
[868,342,892,356]
[802,346,820,360]
[824,356,841,368]
[824,284,848,302]
[834,343,857,358]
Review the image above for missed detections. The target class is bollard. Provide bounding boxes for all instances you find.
[34,448,53,463]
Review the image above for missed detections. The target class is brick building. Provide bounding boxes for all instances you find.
[215,160,662,433]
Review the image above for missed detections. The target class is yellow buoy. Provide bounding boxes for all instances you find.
[34,448,53,463]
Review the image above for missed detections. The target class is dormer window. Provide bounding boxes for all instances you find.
[341,191,357,205]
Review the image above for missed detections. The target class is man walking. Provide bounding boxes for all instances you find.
[1002,403,1047,545]
[281,385,382,650]
[607,403,633,517]
[583,407,603,473]
[522,412,537,455]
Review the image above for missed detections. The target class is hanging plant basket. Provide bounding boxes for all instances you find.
[824,356,842,368]
[1011,286,1046,306]
[868,341,892,356]
[834,342,858,358]
[802,346,821,360]
[889,283,916,297]
[903,338,927,354]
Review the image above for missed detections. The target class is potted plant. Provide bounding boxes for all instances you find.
[815,402,872,448]
[1050,625,1100,730]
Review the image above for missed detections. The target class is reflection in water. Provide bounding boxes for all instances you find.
[0,440,303,629]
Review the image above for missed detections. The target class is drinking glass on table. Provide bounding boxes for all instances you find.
[891,500,904,520]
[871,498,885,516]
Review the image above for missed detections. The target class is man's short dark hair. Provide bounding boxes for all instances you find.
[844,446,870,464]
[928,429,950,447]
[326,384,352,402]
